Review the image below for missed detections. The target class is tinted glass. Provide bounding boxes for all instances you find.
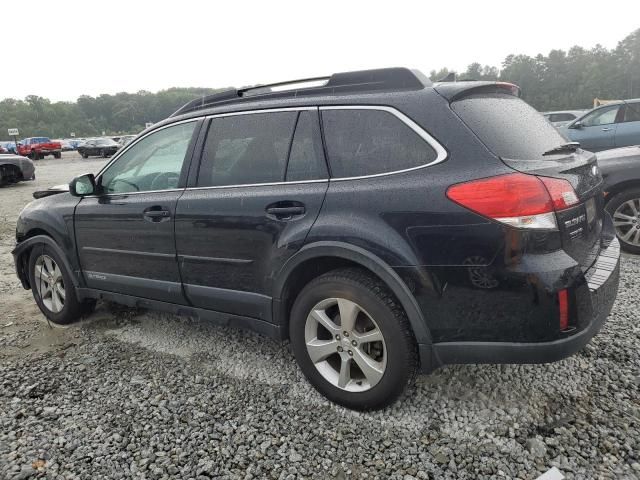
[452,93,568,160]
[623,103,640,123]
[198,112,297,187]
[581,105,620,127]
[553,113,575,122]
[321,109,437,178]
[286,111,327,181]
[100,121,196,194]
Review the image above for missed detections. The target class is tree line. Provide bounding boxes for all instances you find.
[1,29,638,140]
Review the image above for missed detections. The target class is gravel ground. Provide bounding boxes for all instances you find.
[1,154,639,480]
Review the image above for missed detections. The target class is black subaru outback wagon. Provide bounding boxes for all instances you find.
[13,68,620,410]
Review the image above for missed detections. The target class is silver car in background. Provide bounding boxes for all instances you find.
[542,109,589,128]
[0,154,35,186]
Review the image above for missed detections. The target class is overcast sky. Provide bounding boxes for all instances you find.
[3,1,638,101]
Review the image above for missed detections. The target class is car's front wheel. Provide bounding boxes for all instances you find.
[28,245,95,325]
[81,152,89,159]
[289,268,417,410]
[606,188,640,254]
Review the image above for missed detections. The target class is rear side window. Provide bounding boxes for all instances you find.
[452,93,568,160]
[198,112,297,187]
[623,103,640,123]
[286,111,327,181]
[321,109,437,178]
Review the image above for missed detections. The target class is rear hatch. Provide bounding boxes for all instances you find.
[443,85,604,270]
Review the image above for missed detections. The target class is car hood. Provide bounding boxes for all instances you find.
[0,154,34,170]
[33,184,69,199]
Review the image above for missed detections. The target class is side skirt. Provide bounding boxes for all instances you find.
[76,288,284,339]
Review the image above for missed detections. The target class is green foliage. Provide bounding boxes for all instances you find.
[0,87,225,139]
[435,29,639,111]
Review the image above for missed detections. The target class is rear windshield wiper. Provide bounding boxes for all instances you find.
[542,142,580,156]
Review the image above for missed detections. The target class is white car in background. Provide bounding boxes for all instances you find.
[542,110,589,128]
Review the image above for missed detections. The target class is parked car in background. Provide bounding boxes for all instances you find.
[12,68,620,410]
[1,141,17,153]
[53,139,74,151]
[77,138,119,158]
[117,135,136,148]
[0,154,35,185]
[16,137,62,160]
[561,99,640,151]
[542,110,588,128]
[598,145,640,254]
[0,145,6,154]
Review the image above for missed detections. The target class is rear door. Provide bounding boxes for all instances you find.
[450,91,605,270]
[75,120,200,303]
[175,108,329,320]
[614,101,640,148]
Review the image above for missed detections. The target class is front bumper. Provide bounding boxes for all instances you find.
[422,225,621,370]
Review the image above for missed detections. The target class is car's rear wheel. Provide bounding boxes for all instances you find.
[28,245,95,325]
[82,152,89,159]
[53,152,61,159]
[289,268,417,410]
[606,188,640,254]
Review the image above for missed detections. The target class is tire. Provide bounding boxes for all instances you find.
[82,152,89,159]
[289,267,418,410]
[53,152,61,159]
[101,149,108,158]
[28,245,95,325]
[606,188,640,254]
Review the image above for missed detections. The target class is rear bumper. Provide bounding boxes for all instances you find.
[421,227,620,371]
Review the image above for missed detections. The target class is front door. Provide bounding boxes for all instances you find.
[175,109,329,320]
[75,120,200,303]
[568,104,621,151]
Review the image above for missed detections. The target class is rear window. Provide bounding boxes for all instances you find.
[451,93,568,160]
[321,109,437,178]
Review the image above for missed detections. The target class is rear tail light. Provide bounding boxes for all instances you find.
[446,173,578,229]
[558,289,569,331]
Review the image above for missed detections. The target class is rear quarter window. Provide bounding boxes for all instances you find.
[451,93,568,160]
[321,109,437,178]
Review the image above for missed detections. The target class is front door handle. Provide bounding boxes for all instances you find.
[143,206,171,223]
[265,202,306,220]
[601,127,612,132]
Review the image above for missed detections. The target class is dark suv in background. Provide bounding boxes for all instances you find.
[13,68,620,409]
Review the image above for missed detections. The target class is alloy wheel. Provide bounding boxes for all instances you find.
[304,298,386,392]
[613,198,640,247]
[34,255,66,313]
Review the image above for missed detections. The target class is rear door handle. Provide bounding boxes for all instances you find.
[265,203,306,220]
[601,127,612,132]
[143,206,171,223]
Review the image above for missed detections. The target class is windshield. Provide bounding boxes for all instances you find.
[451,93,569,159]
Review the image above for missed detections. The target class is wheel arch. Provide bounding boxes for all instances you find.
[272,241,433,348]
[12,234,80,291]
[604,179,640,202]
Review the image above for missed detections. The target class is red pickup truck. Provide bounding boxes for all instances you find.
[17,137,62,160]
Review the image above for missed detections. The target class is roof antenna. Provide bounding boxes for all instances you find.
[438,72,456,83]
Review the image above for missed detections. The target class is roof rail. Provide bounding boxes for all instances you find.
[170,67,430,117]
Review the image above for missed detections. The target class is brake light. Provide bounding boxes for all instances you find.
[558,289,569,331]
[446,173,578,229]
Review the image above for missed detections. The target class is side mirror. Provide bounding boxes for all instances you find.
[570,121,583,129]
[69,173,97,196]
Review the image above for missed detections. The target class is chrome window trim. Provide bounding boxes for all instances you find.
[89,104,447,197]
[319,105,448,181]
[95,117,202,179]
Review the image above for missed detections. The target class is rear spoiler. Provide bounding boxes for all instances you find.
[433,81,520,102]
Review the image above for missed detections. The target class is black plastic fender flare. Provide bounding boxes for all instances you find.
[12,235,80,290]
[272,241,433,347]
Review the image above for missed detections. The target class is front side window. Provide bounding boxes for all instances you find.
[581,105,620,127]
[99,121,196,194]
[197,112,297,187]
[321,109,437,178]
